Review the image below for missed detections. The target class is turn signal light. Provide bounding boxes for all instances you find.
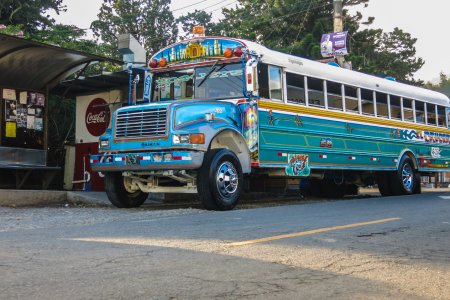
[189,133,205,144]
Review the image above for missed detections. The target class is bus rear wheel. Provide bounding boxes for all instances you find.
[105,172,148,208]
[390,156,420,196]
[197,149,243,211]
[376,171,394,196]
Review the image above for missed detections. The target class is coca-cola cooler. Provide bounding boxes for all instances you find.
[71,91,124,191]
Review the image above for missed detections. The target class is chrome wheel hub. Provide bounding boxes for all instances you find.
[216,161,238,197]
[402,163,413,192]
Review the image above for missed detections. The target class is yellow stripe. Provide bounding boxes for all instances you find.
[227,217,401,246]
[259,100,450,135]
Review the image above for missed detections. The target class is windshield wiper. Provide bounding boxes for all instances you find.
[197,60,224,87]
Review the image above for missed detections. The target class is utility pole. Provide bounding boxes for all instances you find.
[333,0,344,66]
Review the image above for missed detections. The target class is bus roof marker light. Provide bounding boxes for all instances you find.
[233,47,243,57]
[158,57,167,67]
[224,48,233,58]
[149,59,158,68]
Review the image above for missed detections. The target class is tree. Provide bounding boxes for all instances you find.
[214,0,423,82]
[91,0,178,56]
[425,73,450,97]
[349,27,424,83]
[0,0,65,35]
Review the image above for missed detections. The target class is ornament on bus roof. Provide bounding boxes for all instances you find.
[150,36,247,69]
[192,25,205,37]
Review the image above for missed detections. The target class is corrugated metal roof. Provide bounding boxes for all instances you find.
[0,33,122,92]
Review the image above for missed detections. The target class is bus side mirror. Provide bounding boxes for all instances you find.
[245,59,258,96]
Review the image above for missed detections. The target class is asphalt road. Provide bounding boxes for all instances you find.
[1,191,450,299]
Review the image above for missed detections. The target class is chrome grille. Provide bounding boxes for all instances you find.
[115,108,167,139]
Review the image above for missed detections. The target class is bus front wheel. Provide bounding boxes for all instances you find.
[197,149,243,211]
[105,172,148,208]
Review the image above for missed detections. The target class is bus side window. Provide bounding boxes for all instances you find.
[361,88,374,115]
[426,103,436,126]
[403,98,414,122]
[307,77,325,108]
[415,101,425,123]
[269,65,283,101]
[327,81,343,111]
[258,64,269,99]
[390,95,401,120]
[286,72,306,105]
[376,92,389,118]
[437,105,446,127]
[344,85,359,114]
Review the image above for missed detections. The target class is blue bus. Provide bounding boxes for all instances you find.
[91,36,450,210]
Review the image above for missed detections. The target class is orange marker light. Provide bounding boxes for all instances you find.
[158,57,167,67]
[189,133,205,144]
[224,48,233,58]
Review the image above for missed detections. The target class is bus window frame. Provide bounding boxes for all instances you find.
[268,65,284,102]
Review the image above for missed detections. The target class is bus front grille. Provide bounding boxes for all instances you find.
[115,108,167,139]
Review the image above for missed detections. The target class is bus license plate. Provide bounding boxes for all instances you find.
[125,155,139,165]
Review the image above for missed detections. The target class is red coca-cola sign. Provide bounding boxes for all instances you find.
[85,98,110,136]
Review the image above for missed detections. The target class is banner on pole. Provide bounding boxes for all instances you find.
[320,31,348,57]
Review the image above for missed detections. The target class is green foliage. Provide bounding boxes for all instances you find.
[349,27,424,83]
[425,73,450,97]
[0,0,65,34]
[212,0,423,82]
[91,0,178,56]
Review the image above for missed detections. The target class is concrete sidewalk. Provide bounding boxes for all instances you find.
[0,187,448,208]
[0,190,111,207]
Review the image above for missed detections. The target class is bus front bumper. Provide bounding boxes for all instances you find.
[90,151,204,172]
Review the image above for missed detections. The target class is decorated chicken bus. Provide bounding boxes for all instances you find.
[90,36,450,210]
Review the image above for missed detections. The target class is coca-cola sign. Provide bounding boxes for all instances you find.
[85,98,110,136]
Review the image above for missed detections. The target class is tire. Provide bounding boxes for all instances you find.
[105,172,148,208]
[376,171,394,196]
[413,171,422,194]
[197,149,243,211]
[389,156,417,196]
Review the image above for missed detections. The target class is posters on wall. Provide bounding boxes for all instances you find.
[1,89,45,147]
[5,99,17,121]
[2,89,16,100]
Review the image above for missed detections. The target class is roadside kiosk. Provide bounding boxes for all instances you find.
[0,33,119,189]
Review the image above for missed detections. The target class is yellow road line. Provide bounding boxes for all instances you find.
[227,217,402,247]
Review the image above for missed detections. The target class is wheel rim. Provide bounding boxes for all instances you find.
[216,161,239,198]
[123,177,139,194]
[402,163,414,192]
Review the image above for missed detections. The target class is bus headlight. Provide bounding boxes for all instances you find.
[99,139,110,148]
[173,134,204,144]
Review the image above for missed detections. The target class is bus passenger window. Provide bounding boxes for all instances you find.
[344,85,359,113]
[361,88,374,115]
[426,103,437,126]
[269,65,283,100]
[376,92,389,118]
[390,95,401,120]
[307,77,325,108]
[286,72,305,105]
[437,105,446,127]
[403,98,414,122]
[415,101,425,123]
[327,81,343,111]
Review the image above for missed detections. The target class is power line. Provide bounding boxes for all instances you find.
[172,0,211,12]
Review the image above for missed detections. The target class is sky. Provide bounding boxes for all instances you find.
[49,0,449,83]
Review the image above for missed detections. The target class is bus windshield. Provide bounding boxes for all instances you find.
[152,62,243,101]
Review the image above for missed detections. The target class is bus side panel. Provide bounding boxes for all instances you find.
[257,106,450,174]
